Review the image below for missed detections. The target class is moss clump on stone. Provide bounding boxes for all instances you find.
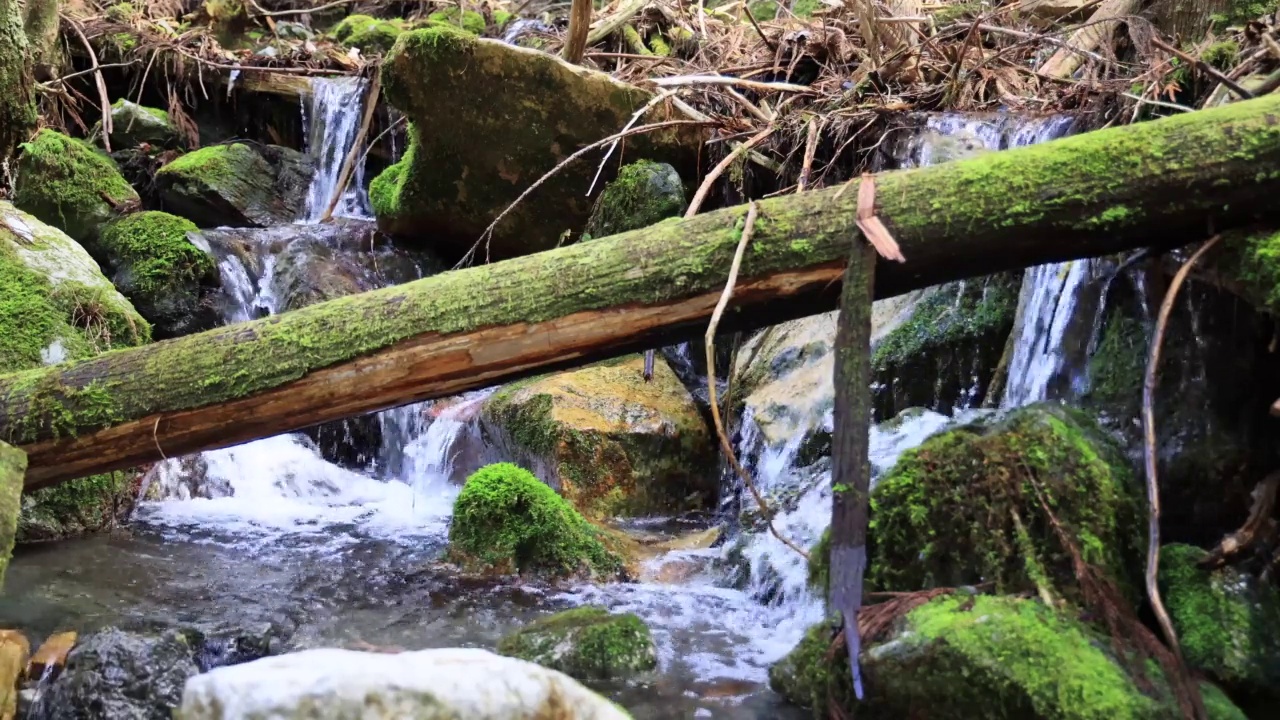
[771,594,1171,719]
[583,160,686,239]
[18,472,131,543]
[870,274,1019,419]
[331,14,404,53]
[99,212,219,338]
[425,9,487,35]
[1158,543,1280,701]
[1229,229,1280,314]
[497,606,657,680]
[448,463,623,579]
[14,130,139,245]
[1202,40,1241,71]
[479,355,717,518]
[867,404,1143,601]
[99,99,181,150]
[156,143,309,227]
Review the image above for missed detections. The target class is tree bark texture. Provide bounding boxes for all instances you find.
[0,0,37,161]
[6,93,1280,488]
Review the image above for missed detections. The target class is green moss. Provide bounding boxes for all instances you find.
[771,595,1163,719]
[331,14,404,54]
[14,130,139,245]
[18,471,128,542]
[1229,228,1280,313]
[426,9,487,35]
[497,606,657,680]
[871,274,1019,418]
[447,463,623,579]
[867,404,1143,601]
[792,0,821,16]
[157,143,244,186]
[1210,0,1280,31]
[1202,40,1240,71]
[583,161,686,238]
[1083,307,1146,415]
[98,212,218,337]
[1158,543,1280,698]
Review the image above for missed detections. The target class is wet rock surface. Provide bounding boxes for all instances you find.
[156,142,313,228]
[497,606,657,681]
[14,130,140,246]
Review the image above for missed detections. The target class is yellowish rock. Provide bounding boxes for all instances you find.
[0,630,29,720]
[27,631,76,680]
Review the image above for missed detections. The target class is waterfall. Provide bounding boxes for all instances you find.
[299,76,372,223]
[1001,260,1092,407]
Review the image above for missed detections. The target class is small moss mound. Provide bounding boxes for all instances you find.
[867,404,1143,600]
[99,99,181,150]
[331,14,404,53]
[448,463,623,579]
[1158,543,1280,702]
[425,9,487,35]
[15,130,139,244]
[98,212,220,338]
[1229,229,1280,314]
[583,160,686,239]
[497,606,657,680]
[770,594,1209,719]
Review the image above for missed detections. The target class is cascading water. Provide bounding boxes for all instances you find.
[299,76,372,223]
[1001,260,1093,406]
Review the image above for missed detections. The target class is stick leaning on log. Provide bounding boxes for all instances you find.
[7,94,1280,489]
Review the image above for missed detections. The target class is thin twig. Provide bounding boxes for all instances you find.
[743,4,778,52]
[1152,36,1255,100]
[797,116,819,192]
[46,61,140,85]
[322,72,381,222]
[685,126,775,219]
[705,202,808,559]
[65,16,113,151]
[651,75,812,93]
[1143,234,1222,718]
[586,0,651,46]
[1122,92,1193,113]
[588,89,676,196]
[463,119,714,268]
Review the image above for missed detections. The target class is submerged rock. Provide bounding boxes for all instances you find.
[33,628,199,720]
[448,463,623,580]
[583,160,686,239]
[156,142,312,227]
[497,606,657,681]
[179,647,631,719]
[0,202,150,543]
[14,130,140,245]
[98,211,221,338]
[480,355,716,518]
[871,273,1020,420]
[371,25,701,259]
[860,404,1143,600]
[97,100,182,150]
[1159,543,1280,706]
[769,594,1246,720]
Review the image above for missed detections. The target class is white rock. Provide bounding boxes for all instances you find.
[179,647,632,720]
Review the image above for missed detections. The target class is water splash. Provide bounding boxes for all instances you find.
[1002,260,1092,407]
[299,77,371,223]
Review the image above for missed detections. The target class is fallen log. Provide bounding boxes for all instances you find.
[7,94,1280,488]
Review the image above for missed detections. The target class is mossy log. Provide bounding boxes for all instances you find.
[7,94,1280,489]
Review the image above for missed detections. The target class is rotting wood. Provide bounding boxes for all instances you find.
[1038,0,1139,79]
[8,94,1280,488]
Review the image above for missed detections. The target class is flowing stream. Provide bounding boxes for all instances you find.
[0,93,1096,717]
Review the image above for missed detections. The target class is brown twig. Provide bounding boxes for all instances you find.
[685,126,775,218]
[563,0,594,64]
[1200,471,1280,569]
[651,74,812,93]
[1151,36,1255,100]
[321,72,381,222]
[463,119,715,267]
[64,16,113,152]
[797,116,819,192]
[704,201,809,560]
[743,4,778,53]
[1143,235,1222,720]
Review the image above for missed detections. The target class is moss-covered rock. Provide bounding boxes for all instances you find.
[155,142,312,228]
[448,463,623,580]
[424,9,489,35]
[14,130,140,246]
[866,404,1144,600]
[479,355,716,518]
[496,606,657,681]
[372,25,702,259]
[98,211,220,338]
[583,160,685,239]
[769,594,1246,720]
[1158,543,1280,705]
[0,201,149,542]
[0,442,25,586]
[330,14,404,54]
[97,100,182,150]
[871,273,1020,420]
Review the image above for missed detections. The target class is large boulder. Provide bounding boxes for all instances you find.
[497,606,657,681]
[1159,543,1280,708]
[859,404,1144,600]
[179,647,631,719]
[769,594,1247,720]
[98,211,221,338]
[32,628,200,720]
[155,142,313,227]
[480,355,716,518]
[14,130,140,246]
[1,202,150,543]
[448,463,624,580]
[371,25,702,259]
